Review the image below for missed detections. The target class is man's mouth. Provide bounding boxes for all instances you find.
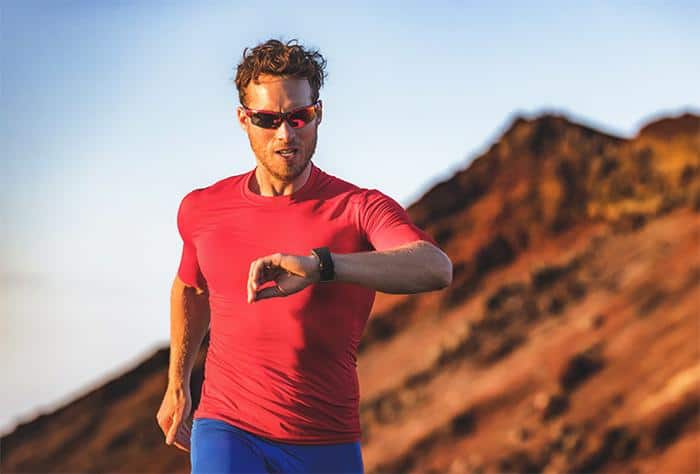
[276,148,298,159]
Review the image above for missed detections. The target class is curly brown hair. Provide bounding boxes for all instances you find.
[234,38,327,107]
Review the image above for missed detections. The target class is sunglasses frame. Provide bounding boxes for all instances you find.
[241,100,322,129]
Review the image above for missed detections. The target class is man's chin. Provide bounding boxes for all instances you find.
[275,163,297,176]
[270,160,309,182]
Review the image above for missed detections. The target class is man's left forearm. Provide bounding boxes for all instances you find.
[330,240,452,293]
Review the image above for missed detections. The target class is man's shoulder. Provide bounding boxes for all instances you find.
[313,164,368,198]
[181,170,251,204]
[312,167,402,214]
[206,172,249,196]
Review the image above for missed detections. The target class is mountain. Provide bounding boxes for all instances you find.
[2,111,699,474]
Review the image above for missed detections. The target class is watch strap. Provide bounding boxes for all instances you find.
[311,247,335,282]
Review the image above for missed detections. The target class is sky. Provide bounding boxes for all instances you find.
[1,0,698,435]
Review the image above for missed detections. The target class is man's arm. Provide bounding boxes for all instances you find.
[247,240,452,302]
[332,240,452,293]
[167,275,210,388]
[156,275,210,451]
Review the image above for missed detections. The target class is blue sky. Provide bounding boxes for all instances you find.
[1,0,698,434]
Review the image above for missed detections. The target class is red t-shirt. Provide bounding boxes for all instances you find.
[176,161,436,444]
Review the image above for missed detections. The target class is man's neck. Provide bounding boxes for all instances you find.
[251,161,312,197]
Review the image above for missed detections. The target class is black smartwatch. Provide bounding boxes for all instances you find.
[311,247,335,282]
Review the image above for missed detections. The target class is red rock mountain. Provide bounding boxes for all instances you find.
[3,112,699,474]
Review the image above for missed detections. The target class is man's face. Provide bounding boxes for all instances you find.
[236,74,322,183]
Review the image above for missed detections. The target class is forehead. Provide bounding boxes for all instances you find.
[244,74,313,110]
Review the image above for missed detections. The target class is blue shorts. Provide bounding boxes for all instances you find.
[190,417,364,473]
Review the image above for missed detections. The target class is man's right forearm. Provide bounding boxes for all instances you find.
[168,276,211,389]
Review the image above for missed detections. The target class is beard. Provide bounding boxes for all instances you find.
[250,129,318,183]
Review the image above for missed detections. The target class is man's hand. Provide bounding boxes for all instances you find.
[248,253,320,303]
[156,385,193,452]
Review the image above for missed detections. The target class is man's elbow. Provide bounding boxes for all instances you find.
[436,258,453,289]
[429,247,453,290]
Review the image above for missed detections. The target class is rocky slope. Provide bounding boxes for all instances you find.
[2,112,699,474]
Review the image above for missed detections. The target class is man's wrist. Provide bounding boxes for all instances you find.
[309,253,322,283]
[167,378,191,391]
[311,247,335,282]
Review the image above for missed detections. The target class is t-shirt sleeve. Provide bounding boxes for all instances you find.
[357,188,437,251]
[176,190,207,291]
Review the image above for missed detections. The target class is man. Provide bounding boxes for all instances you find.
[156,38,452,473]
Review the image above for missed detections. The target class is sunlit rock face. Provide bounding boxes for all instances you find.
[2,113,699,474]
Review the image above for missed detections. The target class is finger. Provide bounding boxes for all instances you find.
[248,260,258,303]
[256,254,283,282]
[249,258,276,303]
[248,260,262,303]
[248,254,287,303]
[166,415,180,445]
[255,285,286,301]
[252,258,271,291]
[157,414,170,436]
[174,439,190,453]
[248,259,265,303]
[252,260,263,289]
[174,427,191,452]
[178,421,191,436]
[256,262,272,288]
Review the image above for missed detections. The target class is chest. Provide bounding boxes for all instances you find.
[191,199,369,296]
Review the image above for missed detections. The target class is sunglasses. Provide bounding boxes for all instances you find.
[241,100,322,129]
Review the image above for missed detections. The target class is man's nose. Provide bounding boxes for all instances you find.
[274,119,296,141]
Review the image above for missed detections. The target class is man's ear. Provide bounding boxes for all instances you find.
[236,106,248,132]
[316,102,323,125]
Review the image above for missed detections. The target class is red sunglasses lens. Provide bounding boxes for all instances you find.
[287,107,317,128]
[248,104,318,129]
[250,112,281,129]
